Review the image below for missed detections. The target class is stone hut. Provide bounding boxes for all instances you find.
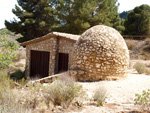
[21,32,80,78]
[70,25,129,81]
[21,25,129,81]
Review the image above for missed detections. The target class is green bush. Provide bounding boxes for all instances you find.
[93,86,107,106]
[134,89,150,111]
[134,62,146,74]
[43,75,81,108]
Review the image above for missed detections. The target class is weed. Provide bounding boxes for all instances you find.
[134,89,150,111]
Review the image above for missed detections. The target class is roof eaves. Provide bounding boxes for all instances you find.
[20,32,80,47]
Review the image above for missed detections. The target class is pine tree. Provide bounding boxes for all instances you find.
[124,4,150,36]
[112,15,125,34]
[5,0,57,42]
[54,0,123,34]
[120,11,128,19]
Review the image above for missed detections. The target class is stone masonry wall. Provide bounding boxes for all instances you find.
[26,36,76,77]
[58,38,75,69]
[26,37,57,77]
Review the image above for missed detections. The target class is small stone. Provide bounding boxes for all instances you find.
[52,56,55,59]
[96,63,101,68]
[77,60,82,64]
[70,71,77,76]
[83,56,88,60]
[78,70,85,75]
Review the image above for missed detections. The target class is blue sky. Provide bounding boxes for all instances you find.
[0,0,150,29]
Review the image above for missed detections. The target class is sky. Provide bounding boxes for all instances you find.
[0,0,150,29]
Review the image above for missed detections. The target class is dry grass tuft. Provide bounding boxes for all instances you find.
[93,86,107,106]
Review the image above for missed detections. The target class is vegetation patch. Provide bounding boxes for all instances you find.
[134,62,146,74]
[43,75,82,108]
[125,39,135,50]
[134,89,150,111]
[146,69,150,75]
[10,69,25,80]
[0,72,31,113]
[93,86,107,106]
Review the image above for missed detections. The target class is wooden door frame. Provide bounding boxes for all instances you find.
[57,53,69,73]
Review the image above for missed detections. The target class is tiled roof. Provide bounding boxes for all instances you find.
[20,32,80,46]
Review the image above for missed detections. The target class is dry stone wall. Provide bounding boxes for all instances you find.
[71,25,129,81]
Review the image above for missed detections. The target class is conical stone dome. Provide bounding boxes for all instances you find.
[71,25,129,81]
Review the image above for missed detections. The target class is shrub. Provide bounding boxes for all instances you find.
[146,69,150,75]
[134,62,146,74]
[22,84,44,110]
[8,64,17,72]
[0,72,31,113]
[13,51,25,62]
[125,40,135,50]
[0,31,18,69]
[0,72,14,104]
[93,86,107,106]
[134,89,150,111]
[43,75,81,108]
[4,39,19,48]
[15,63,24,67]
[140,45,150,60]
[144,38,150,45]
